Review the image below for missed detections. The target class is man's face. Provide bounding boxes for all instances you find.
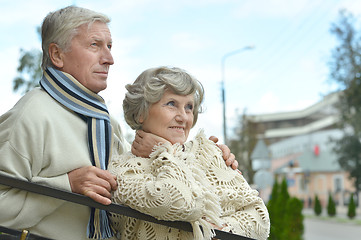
[59,21,114,93]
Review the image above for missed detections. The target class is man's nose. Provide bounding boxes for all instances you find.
[101,47,114,65]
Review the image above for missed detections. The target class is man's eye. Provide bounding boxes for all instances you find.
[107,44,112,50]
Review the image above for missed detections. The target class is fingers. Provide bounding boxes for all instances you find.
[132,130,170,157]
[225,153,235,166]
[96,168,117,191]
[218,144,231,161]
[216,144,239,170]
[232,160,239,170]
[83,188,112,205]
[68,166,117,205]
[134,130,146,143]
[209,136,219,143]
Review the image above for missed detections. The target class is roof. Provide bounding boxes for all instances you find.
[246,91,340,122]
[270,128,344,173]
[274,149,342,173]
[298,149,341,172]
[251,139,270,160]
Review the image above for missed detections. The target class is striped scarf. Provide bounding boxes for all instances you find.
[40,67,114,239]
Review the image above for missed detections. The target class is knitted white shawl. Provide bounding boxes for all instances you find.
[109,130,270,240]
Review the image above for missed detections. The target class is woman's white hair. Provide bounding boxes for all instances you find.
[123,66,204,130]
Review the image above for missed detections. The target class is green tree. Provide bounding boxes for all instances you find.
[13,27,42,95]
[347,193,356,219]
[267,180,279,240]
[314,194,322,216]
[280,197,304,240]
[327,193,336,217]
[270,177,290,240]
[329,9,361,194]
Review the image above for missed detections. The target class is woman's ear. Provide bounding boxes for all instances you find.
[48,43,64,68]
[139,114,144,124]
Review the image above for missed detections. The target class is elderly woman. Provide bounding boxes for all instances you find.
[108,66,270,240]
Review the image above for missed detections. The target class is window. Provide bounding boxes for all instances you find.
[334,175,343,193]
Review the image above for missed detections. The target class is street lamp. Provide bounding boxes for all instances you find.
[221,45,254,144]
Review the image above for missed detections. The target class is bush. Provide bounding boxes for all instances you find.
[280,197,304,240]
[327,193,336,217]
[268,177,290,240]
[314,195,322,216]
[347,194,356,219]
[267,180,279,240]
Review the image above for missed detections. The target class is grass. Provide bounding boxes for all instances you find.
[303,212,361,225]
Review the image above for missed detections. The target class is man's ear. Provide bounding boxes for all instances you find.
[49,43,64,68]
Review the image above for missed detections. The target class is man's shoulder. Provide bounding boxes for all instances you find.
[13,88,55,110]
[109,116,131,154]
[0,87,73,126]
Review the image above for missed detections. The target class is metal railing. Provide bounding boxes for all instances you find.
[0,173,254,240]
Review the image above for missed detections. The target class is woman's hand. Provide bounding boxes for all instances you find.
[131,130,170,157]
[209,136,239,170]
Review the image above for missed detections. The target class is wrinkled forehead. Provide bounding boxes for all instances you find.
[162,89,195,101]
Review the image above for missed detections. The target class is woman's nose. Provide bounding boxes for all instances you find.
[175,108,187,121]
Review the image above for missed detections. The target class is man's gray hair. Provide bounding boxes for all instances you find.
[41,5,110,70]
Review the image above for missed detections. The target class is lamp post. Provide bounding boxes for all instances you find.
[221,45,254,144]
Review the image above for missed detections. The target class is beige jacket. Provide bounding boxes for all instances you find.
[0,88,129,240]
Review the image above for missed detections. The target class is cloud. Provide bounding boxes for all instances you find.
[253,92,280,113]
[233,0,330,19]
[171,32,209,52]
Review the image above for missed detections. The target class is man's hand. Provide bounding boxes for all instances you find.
[132,130,170,157]
[209,136,239,170]
[68,166,117,205]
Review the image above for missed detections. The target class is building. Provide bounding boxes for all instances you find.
[246,91,340,144]
[248,91,359,211]
[269,129,356,209]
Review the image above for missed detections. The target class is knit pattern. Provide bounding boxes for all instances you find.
[109,130,270,240]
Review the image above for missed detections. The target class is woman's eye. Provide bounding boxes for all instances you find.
[166,101,175,106]
[185,104,193,111]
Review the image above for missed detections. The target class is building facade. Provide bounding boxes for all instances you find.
[248,91,359,211]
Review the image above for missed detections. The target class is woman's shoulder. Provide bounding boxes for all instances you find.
[187,129,221,155]
[108,151,151,175]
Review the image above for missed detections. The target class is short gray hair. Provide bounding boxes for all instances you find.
[41,5,110,70]
[123,66,204,130]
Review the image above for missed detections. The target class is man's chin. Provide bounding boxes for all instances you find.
[92,83,107,93]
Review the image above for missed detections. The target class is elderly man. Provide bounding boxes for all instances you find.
[0,6,124,239]
[0,5,237,240]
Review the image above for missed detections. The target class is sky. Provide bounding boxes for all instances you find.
[1,0,361,143]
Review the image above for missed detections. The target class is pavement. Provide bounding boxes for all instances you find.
[302,208,361,240]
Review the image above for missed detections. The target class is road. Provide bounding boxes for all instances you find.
[304,217,361,240]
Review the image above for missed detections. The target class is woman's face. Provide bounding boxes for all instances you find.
[141,89,194,145]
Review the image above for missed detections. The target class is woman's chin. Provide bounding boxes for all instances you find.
[169,137,186,145]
